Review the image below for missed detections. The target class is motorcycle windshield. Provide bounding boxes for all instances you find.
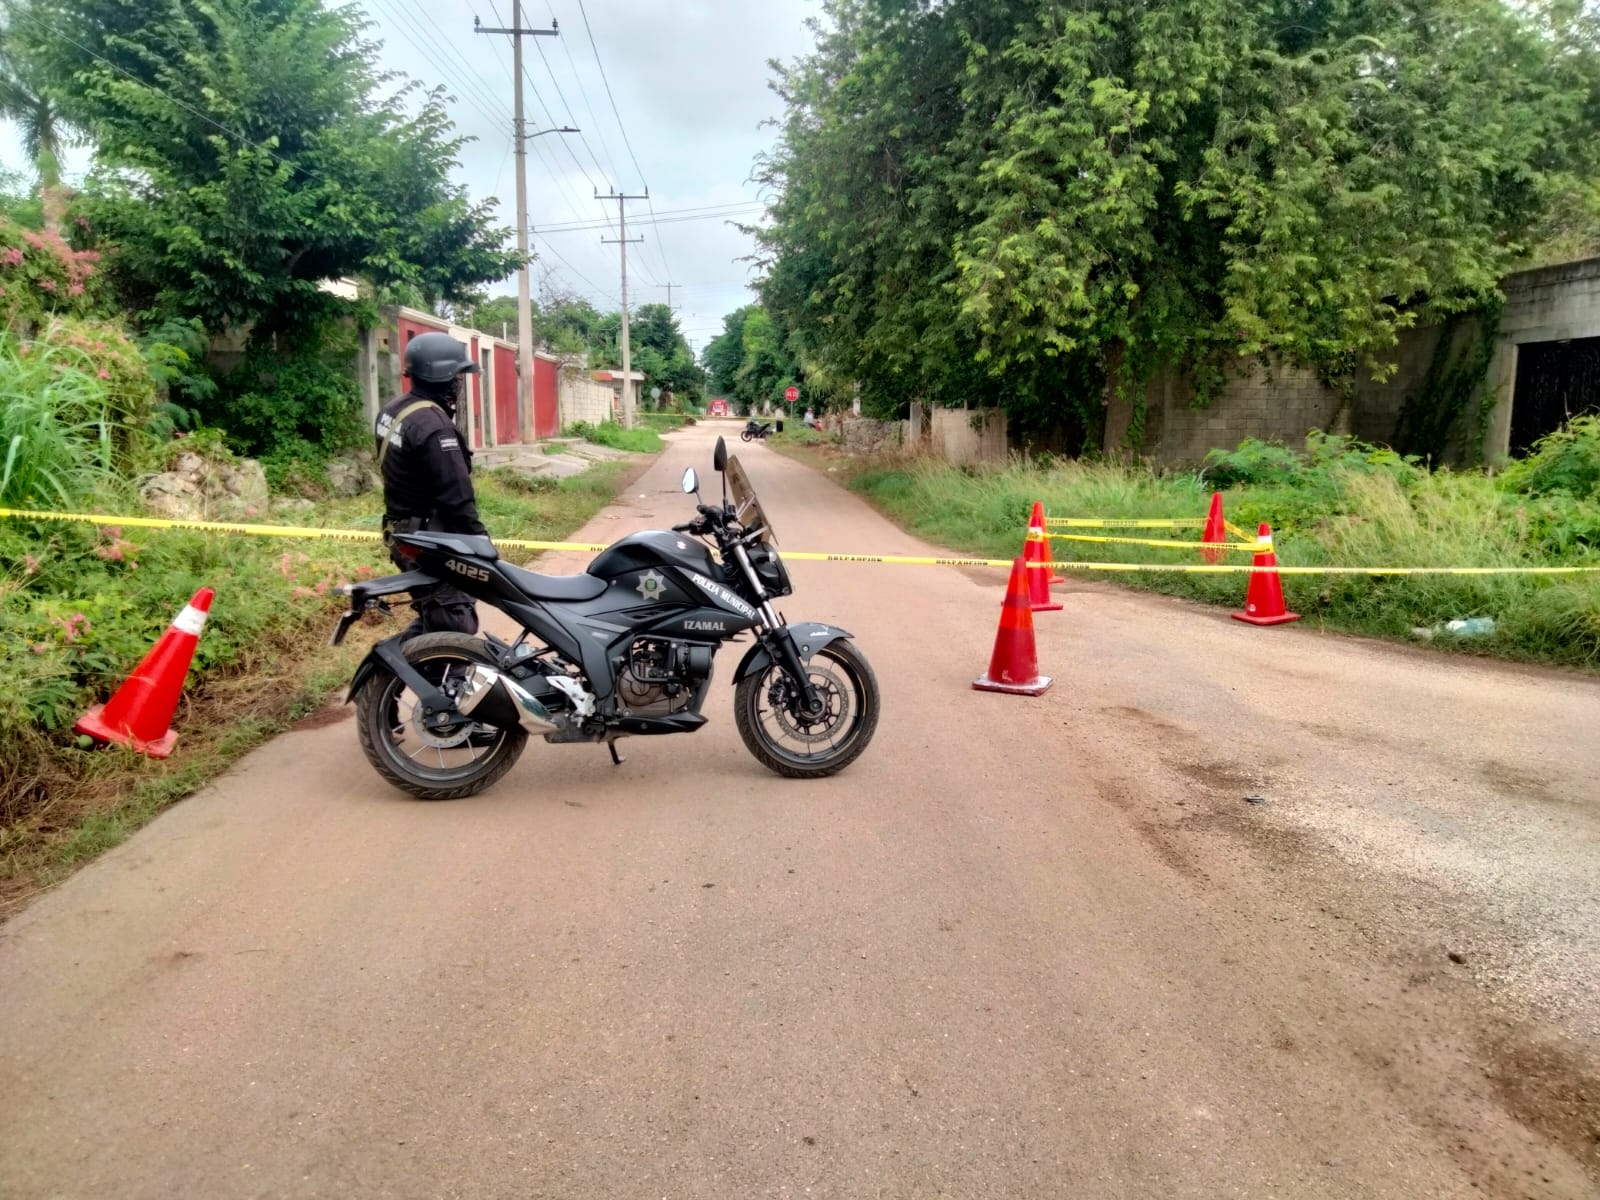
[725,454,777,547]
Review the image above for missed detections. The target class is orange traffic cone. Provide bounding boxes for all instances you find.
[75,588,214,758]
[1200,492,1226,564]
[1032,501,1064,584]
[974,559,1053,696]
[1022,509,1063,613]
[1231,525,1300,626]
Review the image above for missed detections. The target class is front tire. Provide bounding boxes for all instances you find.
[741,430,754,442]
[734,640,879,779]
[355,632,528,800]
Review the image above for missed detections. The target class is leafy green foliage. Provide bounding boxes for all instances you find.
[702,304,803,414]
[15,0,519,332]
[756,0,1600,438]
[1500,415,1600,502]
[204,324,364,460]
[134,317,218,440]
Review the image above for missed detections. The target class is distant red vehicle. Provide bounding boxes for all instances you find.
[709,398,730,416]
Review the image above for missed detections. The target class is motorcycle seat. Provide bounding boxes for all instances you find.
[500,562,609,602]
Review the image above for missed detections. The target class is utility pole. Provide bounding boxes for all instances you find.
[475,9,563,444]
[599,189,647,429]
[656,282,682,311]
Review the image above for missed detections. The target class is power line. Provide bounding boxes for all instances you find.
[380,0,514,128]
[572,0,674,284]
[552,0,626,188]
[533,233,619,306]
[530,31,611,186]
[534,205,764,234]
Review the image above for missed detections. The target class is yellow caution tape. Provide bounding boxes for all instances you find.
[0,506,610,555]
[0,506,383,542]
[4,507,1597,575]
[780,553,1600,575]
[1046,516,1207,529]
[1046,531,1264,552]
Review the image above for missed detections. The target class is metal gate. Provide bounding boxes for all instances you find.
[1511,337,1600,455]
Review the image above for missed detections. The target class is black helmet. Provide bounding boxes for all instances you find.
[404,331,480,383]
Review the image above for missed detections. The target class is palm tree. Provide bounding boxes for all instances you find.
[0,15,72,233]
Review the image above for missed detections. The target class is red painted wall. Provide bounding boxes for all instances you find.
[492,345,518,442]
[534,356,559,439]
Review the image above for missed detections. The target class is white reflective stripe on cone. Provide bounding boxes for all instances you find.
[171,606,209,637]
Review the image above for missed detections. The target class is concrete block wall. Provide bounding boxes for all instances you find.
[559,369,617,428]
[1139,360,1341,465]
[931,407,1009,466]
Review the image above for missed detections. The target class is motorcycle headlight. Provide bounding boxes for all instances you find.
[748,544,792,598]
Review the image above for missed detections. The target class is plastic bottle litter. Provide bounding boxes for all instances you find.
[1411,617,1497,640]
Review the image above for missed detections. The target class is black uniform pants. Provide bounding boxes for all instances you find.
[385,516,480,640]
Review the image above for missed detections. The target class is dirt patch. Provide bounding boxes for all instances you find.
[1486,1028,1600,1178]
[1479,760,1573,810]
[292,702,355,731]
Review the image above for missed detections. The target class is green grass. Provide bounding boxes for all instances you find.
[638,411,695,431]
[0,334,118,508]
[816,440,1600,669]
[563,419,664,454]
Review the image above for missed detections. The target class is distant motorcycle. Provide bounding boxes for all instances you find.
[741,420,772,442]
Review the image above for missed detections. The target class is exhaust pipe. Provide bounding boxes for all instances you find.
[455,664,560,736]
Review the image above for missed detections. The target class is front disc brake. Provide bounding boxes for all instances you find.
[767,662,848,744]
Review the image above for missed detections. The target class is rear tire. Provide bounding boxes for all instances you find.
[734,640,879,779]
[355,632,527,800]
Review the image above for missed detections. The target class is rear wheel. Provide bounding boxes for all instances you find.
[355,632,527,800]
[734,640,879,779]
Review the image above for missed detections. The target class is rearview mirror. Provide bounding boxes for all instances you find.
[681,467,698,494]
[713,436,727,473]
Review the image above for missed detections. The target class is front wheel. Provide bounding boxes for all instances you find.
[740,430,754,442]
[734,640,880,779]
[355,632,528,800]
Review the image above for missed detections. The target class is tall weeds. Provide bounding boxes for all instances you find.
[0,335,120,508]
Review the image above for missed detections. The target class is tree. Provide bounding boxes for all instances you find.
[15,0,520,332]
[757,0,1600,446]
[702,307,752,396]
[701,303,803,413]
[0,12,73,232]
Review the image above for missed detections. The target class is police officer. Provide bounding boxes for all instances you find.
[376,331,487,638]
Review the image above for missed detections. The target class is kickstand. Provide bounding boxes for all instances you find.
[606,739,626,766]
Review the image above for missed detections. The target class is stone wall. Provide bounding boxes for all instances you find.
[837,416,903,454]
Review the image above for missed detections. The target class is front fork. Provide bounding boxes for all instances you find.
[733,544,826,718]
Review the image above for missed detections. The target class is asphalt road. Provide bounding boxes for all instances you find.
[2,421,1597,1199]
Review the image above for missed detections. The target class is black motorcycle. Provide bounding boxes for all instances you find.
[330,437,879,800]
[740,420,772,442]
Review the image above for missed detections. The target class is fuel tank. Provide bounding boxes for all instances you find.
[587,531,718,581]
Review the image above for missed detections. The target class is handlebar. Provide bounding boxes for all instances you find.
[673,504,738,539]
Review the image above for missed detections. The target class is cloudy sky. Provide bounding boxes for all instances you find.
[1,0,822,355]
